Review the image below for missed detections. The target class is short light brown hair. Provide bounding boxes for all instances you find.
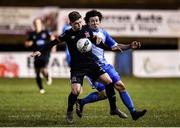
[68,11,82,23]
[33,18,43,26]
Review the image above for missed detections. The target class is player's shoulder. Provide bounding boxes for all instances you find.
[64,28,71,33]
[100,28,108,34]
[100,28,110,37]
[28,30,35,35]
[63,24,71,32]
[62,28,72,36]
[27,31,36,38]
[41,29,50,34]
[59,28,71,38]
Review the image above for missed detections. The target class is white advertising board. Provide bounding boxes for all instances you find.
[0,52,115,78]
[1,7,180,37]
[133,50,180,77]
[0,7,59,35]
[58,9,180,38]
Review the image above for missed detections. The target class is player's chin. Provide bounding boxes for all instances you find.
[94,26,99,30]
[74,27,81,31]
[77,27,82,30]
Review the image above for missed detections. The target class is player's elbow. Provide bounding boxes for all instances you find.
[24,41,32,47]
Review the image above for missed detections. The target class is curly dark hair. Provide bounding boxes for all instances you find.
[84,10,103,24]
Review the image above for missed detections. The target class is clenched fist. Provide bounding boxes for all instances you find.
[131,41,141,49]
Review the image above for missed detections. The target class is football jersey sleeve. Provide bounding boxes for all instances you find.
[46,30,52,40]
[103,30,118,49]
[58,31,67,42]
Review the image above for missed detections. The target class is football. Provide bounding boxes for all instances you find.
[76,38,92,53]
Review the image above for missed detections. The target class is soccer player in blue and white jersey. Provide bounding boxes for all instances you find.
[76,10,147,121]
[63,23,72,66]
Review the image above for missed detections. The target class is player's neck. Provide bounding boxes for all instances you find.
[91,28,99,32]
[72,27,82,32]
[35,29,42,33]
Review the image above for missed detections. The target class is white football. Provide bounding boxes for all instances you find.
[76,38,92,53]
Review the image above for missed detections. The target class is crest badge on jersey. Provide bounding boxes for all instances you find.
[33,35,36,40]
[41,33,47,39]
[71,36,75,39]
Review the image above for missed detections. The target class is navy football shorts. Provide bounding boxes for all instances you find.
[70,63,105,86]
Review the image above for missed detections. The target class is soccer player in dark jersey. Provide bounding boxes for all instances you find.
[31,11,125,124]
[25,18,55,94]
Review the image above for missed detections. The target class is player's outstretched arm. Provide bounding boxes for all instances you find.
[31,38,63,57]
[112,44,130,51]
[41,39,60,53]
[112,41,141,52]
[91,35,112,50]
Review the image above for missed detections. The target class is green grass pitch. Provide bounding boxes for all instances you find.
[0,77,179,127]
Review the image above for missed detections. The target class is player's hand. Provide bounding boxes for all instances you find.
[96,36,103,45]
[112,44,123,52]
[131,41,141,49]
[31,51,41,57]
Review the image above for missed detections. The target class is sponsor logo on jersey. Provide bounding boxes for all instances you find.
[41,33,47,39]
[33,35,36,40]
[71,36,75,39]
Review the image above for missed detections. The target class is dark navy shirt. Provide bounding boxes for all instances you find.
[58,25,98,69]
[28,30,51,59]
